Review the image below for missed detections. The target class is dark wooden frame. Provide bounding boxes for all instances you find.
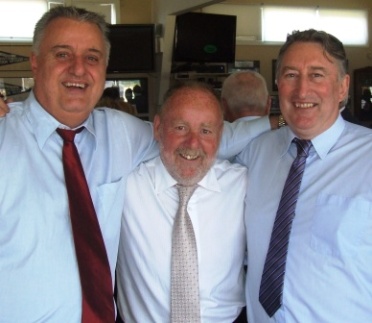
[353,66,372,123]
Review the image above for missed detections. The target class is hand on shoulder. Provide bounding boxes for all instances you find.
[0,97,12,116]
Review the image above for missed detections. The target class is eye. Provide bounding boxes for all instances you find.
[201,128,212,135]
[87,55,99,64]
[55,51,70,60]
[284,72,296,79]
[312,73,324,78]
[175,125,186,131]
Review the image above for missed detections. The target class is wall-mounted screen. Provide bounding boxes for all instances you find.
[173,12,236,64]
[107,24,155,73]
[104,78,149,118]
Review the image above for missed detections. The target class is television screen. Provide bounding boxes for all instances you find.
[104,78,149,118]
[173,12,237,63]
[107,24,155,73]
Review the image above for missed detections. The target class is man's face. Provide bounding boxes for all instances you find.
[154,88,223,186]
[30,17,108,127]
[277,42,349,139]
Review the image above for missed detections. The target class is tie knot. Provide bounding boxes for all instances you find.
[177,185,197,208]
[293,138,312,158]
[56,127,84,142]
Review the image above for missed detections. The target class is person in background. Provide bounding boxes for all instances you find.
[221,70,271,122]
[97,86,138,115]
[124,87,135,105]
[236,29,372,323]
[116,81,248,323]
[132,84,147,113]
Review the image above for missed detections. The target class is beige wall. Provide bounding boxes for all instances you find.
[120,0,153,23]
[151,0,372,113]
[225,0,372,110]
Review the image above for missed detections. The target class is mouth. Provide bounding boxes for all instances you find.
[180,152,199,160]
[63,82,87,89]
[294,102,316,109]
[178,148,202,161]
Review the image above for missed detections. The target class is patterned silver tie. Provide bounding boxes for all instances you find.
[170,184,201,323]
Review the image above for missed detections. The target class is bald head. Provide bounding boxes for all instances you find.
[221,71,271,122]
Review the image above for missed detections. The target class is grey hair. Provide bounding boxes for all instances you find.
[32,6,111,63]
[221,70,269,114]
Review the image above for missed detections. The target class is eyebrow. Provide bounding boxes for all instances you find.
[281,65,328,73]
[51,45,103,56]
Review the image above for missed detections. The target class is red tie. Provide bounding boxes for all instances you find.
[57,128,115,323]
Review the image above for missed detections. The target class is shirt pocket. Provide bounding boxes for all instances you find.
[310,193,372,261]
[97,177,125,225]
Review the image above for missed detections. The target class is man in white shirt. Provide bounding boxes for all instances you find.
[116,81,248,322]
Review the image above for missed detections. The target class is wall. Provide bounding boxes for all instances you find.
[120,0,153,23]
[222,0,372,107]
[153,0,372,114]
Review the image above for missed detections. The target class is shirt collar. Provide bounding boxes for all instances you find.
[25,90,96,150]
[152,156,221,194]
[279,115,345,160]
[311,115,345,159]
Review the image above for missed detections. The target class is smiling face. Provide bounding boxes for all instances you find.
[30,17,108,128]
[277,42,349,139]
[154,86,223,186]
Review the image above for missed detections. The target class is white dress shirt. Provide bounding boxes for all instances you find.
[117,157,248,323]
[0,91,270,322]
[237,116,372,323]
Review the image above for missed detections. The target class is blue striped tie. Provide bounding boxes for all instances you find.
[259,138,312,317]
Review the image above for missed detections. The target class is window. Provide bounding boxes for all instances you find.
[0,0,118,42]
[0,0,47,42]
[202,4,368,46]
[262,6,368,46]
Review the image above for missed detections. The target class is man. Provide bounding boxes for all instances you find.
[0,6,159,322]
[0,6,272,322]
[237,29,372,322]
[221,70,271,122]
[116,82,248,322]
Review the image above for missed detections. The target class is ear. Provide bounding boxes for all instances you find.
[221,98,233,122]
[265,96,272,115]
[339,74,350,104]
[153,115,161,141]
[30,52,38,77]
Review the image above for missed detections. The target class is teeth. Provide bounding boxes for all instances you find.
[178,148,202,160]
[182,153,198,160]
[295,103,314,108]
[64,82,86,89]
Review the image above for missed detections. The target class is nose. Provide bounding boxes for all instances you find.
[185,131,200,148]
[295,75,309,99]
[69,57,85,76]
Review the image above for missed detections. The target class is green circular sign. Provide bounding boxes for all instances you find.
[203,44,217,54]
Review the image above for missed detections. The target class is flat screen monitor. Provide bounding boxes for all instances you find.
[107,24,155,73]
[173,12,236,63]
[104,78,149,118]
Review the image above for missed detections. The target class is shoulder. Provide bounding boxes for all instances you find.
[345,121,372,137]
[213,159,248,179]
[0,101,26,127]
[125,157,160,190]
[92,107,153,137]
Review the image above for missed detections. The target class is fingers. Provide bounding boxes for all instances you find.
[0,98,10,116]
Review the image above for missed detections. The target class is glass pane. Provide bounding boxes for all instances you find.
[318,9,368,45]
[262,6,315,42]
[0,0,47,41]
